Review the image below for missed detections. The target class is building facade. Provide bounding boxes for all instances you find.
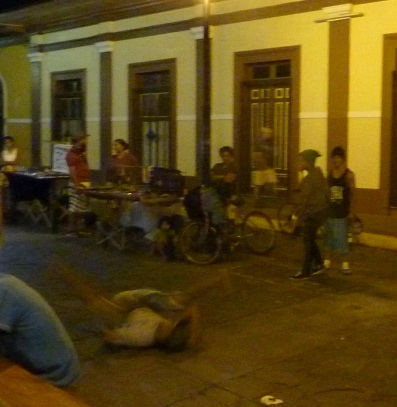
[0,0,396,233]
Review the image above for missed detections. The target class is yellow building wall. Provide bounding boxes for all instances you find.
[35,0,397,188]
[348,1,397,190]
[0,44,32,166]
[112,31,197,176]
[40,46,101,168]
[211,11,329,166]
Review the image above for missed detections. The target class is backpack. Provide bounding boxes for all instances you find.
[183,186,204,220]
[149,167,184,196]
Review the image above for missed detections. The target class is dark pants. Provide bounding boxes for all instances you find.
[302,209,326,275]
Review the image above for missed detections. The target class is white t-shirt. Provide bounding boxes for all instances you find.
[109,307,167,347]
[2,148,18,164]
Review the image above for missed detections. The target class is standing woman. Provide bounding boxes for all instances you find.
[2,136,18,170]
[65,132,90,236]
[109,139,139,184]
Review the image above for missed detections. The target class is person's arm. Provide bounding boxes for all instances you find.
[293,177,310,223]
[68,165,79,186]
[223,171,237,184]
[210,164,224,183]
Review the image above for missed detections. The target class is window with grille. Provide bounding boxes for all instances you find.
[129,60,176,169]
[246,61,291,194]
[52,70,85,142]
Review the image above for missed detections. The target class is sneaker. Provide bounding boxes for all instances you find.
[341,262,351,275]
[311,265,325,276]
[63,231,79,238]
[291,271,310,280]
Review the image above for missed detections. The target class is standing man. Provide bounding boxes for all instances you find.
[291,149,328,279]
[65,132,90,236]
[324,146,356,274]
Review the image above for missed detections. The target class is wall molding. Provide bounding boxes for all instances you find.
[6,118,32,124]
[299,112,328,119]
[348,111,381,118]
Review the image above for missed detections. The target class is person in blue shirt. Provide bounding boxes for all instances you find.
[0,272,80,387]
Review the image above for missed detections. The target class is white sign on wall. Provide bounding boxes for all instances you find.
[52,144,71,174]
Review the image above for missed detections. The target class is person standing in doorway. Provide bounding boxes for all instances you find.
[291,149,328,279]
[324,146,356,274]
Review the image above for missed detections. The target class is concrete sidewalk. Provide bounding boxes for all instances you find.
[2,224,397,407]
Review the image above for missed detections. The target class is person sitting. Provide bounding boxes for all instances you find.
[150,216,177,261]
[200,146,238,228]
[2,136,18,171]
[108,139,138,185]
[0,272,80,387]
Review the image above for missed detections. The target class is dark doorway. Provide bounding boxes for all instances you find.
[240,62,291,195]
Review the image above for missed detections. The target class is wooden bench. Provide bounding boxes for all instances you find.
[0,358,91,407]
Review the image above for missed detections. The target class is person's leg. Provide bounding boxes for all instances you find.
[303,217,319,273]
[66,184,78,235]
[311,213,325,269]
[334,218,350,274]
[292,217,316,278]
[323,218,334,269]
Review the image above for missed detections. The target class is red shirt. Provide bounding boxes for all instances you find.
[66,146,90,184]
[111,151,138,169]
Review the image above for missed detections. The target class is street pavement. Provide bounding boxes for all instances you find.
[2,223,397,407]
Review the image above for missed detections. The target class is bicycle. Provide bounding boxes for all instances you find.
[177,202,275,265]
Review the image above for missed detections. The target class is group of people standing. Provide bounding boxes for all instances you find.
[292,146,355,279]
[192,143,356,281]
[65,133,138,236]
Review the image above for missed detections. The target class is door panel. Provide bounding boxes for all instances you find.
[244,83,290,195]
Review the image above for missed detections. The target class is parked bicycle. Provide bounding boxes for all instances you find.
[178,200,275,265]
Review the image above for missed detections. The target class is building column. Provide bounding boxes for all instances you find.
[28,51,44,168]
[191,23,211,184]
[323,4,360,158]
[95,41,113,175]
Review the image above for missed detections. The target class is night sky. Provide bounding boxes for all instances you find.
[0,0,49,13]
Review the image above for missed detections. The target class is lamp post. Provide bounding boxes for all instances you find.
[201,0,211,184]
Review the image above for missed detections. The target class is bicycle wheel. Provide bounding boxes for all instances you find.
[242,211,275,254]
[178,221,222,265]
[277,202,297,234]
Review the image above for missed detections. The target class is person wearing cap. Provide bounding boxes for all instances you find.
[65,132,90,236]
[324,146,356,275]
[291,149,328,279]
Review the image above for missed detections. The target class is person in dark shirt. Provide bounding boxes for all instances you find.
[291,149,328,279]
[201,146,238,227]
[324,146,356,274]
